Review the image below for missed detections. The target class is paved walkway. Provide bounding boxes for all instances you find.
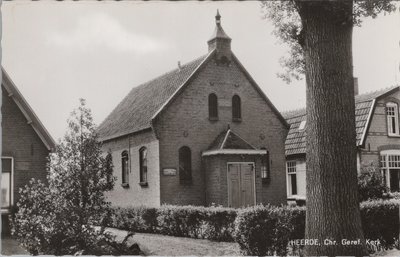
[1,237,29,255]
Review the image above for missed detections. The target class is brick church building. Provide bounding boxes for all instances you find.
[98,12,289,208]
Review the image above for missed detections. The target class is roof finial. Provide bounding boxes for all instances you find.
[216,9,221,24]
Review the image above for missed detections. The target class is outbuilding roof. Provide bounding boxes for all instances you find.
[2,68,56,151]
[283,86,400,156]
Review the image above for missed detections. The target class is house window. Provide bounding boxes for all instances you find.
[208,93,218,120]
[380,150,400,192]
[121,151,129,186]
[287,161,297,195]
[179,146,192,183]
[261,150,269,181]
[139,147,148,186]
[1,157,13,211]
[386,102,399,136]
[232,95,241,121]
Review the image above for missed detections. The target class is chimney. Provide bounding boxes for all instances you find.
[354,77,359,96]
[177,61,182,71]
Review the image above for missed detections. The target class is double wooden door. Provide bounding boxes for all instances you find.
[227,163,255,208]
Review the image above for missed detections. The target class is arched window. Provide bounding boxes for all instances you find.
[386,102,399,136]
[121,151,129,186]
[208,93,218,120]
[232,95,241,121]
[139,147,148,185]
[179,146,192,183]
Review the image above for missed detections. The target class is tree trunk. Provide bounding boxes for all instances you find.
[295,1,368,256]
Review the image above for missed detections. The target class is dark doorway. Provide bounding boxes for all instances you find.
[390,170,400,192]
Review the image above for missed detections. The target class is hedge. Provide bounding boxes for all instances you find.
[109,205,236,241]
[108,200,400,255]
[360,199,400,247]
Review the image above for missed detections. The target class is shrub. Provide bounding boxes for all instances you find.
[360,199,400,248]
[234,205,296,256]
[11,100,138,255]
[358,164,388,201]
[157,205,205,238]
[202,206,237,241]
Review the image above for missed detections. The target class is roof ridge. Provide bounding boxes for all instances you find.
[132,54,208,91]
[355,85,399,103]
[283,85,400,119]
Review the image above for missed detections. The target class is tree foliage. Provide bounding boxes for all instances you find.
[261,0,397,83]
[11,99,137,255]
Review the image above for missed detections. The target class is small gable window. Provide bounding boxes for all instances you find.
[179,146,192,183]
[208,93,218,120]
[121,151,129,187]
[232,95,241,121]
[298,120,306,131]
[139,147,148,186]
[386,102,399,136]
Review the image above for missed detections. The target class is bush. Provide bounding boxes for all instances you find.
[11,100,138,255]
[202,206,237,241]
[361,199,400,248]
[234,205,298,256]
[358,164,389,201]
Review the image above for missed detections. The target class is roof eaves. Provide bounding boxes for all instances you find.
[2,68,56,151]
[230,53,290,129]
[359,99,376,147]
[98,126,152,143]
[150,49,216,123]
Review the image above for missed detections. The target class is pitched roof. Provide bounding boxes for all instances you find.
[2,68,56,151]
[208,129,256,151]
[284,86,400,156]
[97,53,212,141]
[98,48,289,142]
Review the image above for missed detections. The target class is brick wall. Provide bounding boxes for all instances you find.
[155,56,288,206]
[360,90,400,167]
[1,86,50,207]
[204,154,283,207]
[102,130,160,207]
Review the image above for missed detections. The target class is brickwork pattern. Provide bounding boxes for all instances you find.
[102,130,161,207]
[155,56,288,206]
[1,86,49,206]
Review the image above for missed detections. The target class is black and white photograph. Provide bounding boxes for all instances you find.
[1,0,400,256]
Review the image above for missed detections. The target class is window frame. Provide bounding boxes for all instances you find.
[286,160,297,196]
[386,102,400,136]
[121,151,129,188]
[1,157,14,213]
[208,93,219,121]
[232,94,242,122]
[179,146,192,184]
[139,147,148,187]
[380,150,400,192]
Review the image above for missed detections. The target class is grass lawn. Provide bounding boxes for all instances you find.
[106,227,241,256]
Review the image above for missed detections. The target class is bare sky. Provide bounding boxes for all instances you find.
[2,1,400,141]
